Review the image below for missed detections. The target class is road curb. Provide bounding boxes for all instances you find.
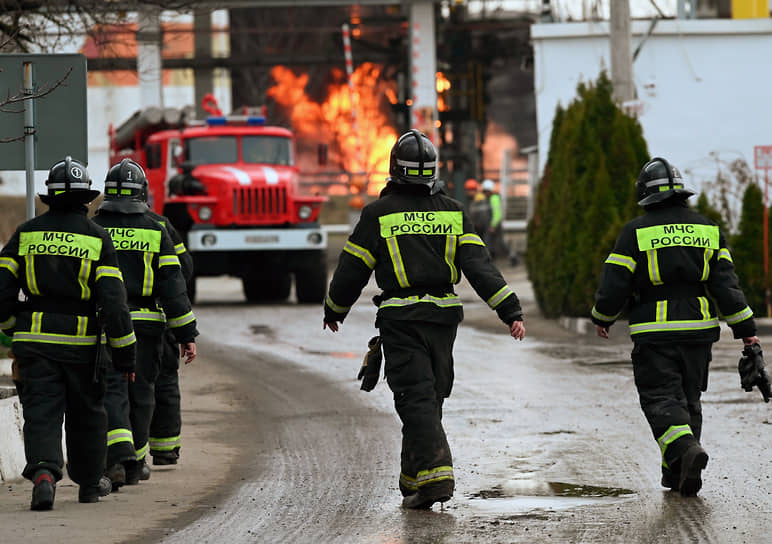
[0,396,25,482]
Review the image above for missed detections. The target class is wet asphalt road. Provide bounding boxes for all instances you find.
[160,269,772,544]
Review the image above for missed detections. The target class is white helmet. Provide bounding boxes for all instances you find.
[481,179,495,192]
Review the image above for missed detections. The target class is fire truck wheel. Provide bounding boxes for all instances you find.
[242,270,291,303]
[294,266,328,304]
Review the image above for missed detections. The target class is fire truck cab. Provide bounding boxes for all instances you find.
[109,103,328,303]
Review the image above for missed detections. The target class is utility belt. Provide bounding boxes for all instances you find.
[21,297,96,316]
[374,285,456,307]
[638,283,706,304]
[128,296,159,309]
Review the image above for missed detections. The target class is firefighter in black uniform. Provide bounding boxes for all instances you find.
[0,157,136,509]
[145,187,195,467]
[93,159,198,488]
[591,157,758,496]
[323,130,526,510]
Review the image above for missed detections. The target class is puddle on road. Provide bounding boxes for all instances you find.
[466,480,636,514]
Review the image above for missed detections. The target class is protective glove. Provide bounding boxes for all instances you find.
[111,345,136,374]
[357,336,382,392]
[738,343,771,403]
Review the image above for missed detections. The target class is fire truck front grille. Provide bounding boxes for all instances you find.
[233,187,288,219]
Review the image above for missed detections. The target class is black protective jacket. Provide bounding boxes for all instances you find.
[145,210,194,283]
[324,183,522,326]
[93,208,197,342]
[591,200,756,343]
[0,204,136,367]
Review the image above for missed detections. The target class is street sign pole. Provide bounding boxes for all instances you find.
[23,62,36,220]
[765,167,770,317]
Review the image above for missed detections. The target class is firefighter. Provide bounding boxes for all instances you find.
[323,130,526,510]
[143,185,195,467]
[591,157,758,496]
[0,156,136,509]
[93,159,198,488]
[463,178,479,208]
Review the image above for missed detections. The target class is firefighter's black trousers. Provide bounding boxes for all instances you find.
[18,354,106,487]
[106,333,161,463]
[632,341,711,467]
[149,328,182,459]
[105,347,135,467]
[380,319,456,497]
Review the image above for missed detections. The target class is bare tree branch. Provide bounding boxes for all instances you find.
[0,66,73,142]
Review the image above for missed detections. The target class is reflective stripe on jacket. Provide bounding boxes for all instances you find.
[0,207,136,363]
[93,210,197,342]
[324,183,522,326]
[591,201,756,343]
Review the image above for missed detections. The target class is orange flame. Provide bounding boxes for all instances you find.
[436,72,451,112]
[267,63,398,195]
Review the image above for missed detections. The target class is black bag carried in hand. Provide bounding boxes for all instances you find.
[739,343,771,403]
[357,336,383,392]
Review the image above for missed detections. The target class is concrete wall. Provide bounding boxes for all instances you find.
[0,359,26,482]
[531,18,772,190]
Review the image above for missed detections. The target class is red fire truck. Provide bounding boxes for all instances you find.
[108,99,328,303]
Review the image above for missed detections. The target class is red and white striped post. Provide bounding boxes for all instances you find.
[341,23,363,176]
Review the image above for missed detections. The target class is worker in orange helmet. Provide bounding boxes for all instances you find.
[463,178,479,207]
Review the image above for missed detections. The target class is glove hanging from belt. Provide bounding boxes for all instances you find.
[738,343,771,403]
[357,335,383,392]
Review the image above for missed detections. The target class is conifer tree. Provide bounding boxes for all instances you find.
[732,183,767,315]
[527,72,649,317]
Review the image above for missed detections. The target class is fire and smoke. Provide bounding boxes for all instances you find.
[267,63,398,195]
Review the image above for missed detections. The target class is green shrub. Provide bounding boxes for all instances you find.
[526,72,648,317]
[732,183,769,316]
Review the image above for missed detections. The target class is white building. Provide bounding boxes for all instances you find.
[531,17,772,193]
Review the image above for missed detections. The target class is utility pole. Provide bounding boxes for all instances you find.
[194,8,214,118]
[609,0,634,103]
[137,7,163,107]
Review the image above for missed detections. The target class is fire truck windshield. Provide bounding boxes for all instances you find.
[242,136,293,166]
[186,136,238,165]
[184,135,294,166]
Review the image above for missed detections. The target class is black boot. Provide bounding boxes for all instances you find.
[152,450,179,466]
[124,459,147,485]
[679,444,709,497]
[140,463,151,481]
[30,470,56,511]
[78,477,111,503]
[105,463,126,491]
[401,486,453,510]
[661,463,680,491]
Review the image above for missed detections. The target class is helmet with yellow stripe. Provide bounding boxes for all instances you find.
[40,156,100,205]
[388,130,439,188]
[636,157,694,207]
[99,159,149,213]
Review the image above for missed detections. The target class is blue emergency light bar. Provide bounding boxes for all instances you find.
[206,115,266,126]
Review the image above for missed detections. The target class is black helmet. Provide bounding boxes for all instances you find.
[99,159,149,213]
[388,130,439,188]
[636,157,694,206]
[40,156,100,205]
